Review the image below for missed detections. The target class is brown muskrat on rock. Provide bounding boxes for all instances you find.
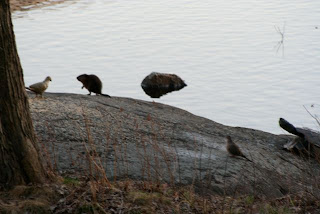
[77,74,111,97]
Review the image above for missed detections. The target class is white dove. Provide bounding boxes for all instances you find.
[26,76,52,98]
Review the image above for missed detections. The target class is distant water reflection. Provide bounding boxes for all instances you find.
[12,0,320,134]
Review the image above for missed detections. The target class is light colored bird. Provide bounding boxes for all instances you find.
[26,76,52,98]
[226,136,252,162]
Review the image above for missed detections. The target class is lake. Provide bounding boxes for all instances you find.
[12,0,320,134]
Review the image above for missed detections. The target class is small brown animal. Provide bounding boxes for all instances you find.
[77,74,111,97]
[226,136,252,162]
[26,76,52,98]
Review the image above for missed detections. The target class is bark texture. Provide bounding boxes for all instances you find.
[0,0,46,188]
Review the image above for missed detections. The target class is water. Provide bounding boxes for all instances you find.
[12,0,320,134]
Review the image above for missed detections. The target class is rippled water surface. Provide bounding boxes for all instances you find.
[12,0,320,133]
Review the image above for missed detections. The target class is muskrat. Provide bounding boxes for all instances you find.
[77,74,111,97]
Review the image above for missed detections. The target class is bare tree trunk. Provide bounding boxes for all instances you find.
[0,0,47,189]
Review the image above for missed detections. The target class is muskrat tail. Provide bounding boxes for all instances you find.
[101,93,111,98]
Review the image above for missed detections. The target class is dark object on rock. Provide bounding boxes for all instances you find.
[279,118,320,159]
[77,74,111,97]
[141,72,187,98]
[226,136,252,162]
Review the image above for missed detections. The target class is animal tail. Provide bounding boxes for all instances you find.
[25,87,33,92]
[242,154,253,162]
[101,93,111,98]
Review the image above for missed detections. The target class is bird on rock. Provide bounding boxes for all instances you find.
[26,76,52,98]
[226,136,252,162]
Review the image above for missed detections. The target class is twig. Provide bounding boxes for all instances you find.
[303,105,320,127]
[274,22,286,57]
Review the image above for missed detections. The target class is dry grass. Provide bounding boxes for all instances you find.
[1,179,319,213]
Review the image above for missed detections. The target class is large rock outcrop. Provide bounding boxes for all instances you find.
[28,92,320,198]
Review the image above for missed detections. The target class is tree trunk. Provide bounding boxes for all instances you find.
[0,0,47,188]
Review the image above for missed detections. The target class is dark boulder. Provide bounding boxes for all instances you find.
[141,72,187,98]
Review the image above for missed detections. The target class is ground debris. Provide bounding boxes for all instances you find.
[0,177,320,213]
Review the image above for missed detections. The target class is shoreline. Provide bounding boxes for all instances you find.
[10,0,67,12]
